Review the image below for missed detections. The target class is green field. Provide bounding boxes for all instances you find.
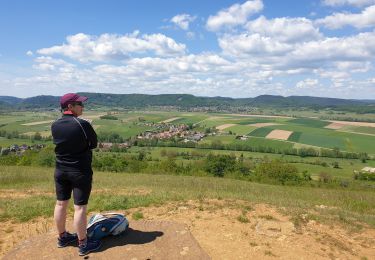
[340,125,375,135]
[248,127,273,137]
[253,124,375,154]
[225,125,257,135]
[200,135,236,144]
[290,118,330,128]
[234,137,294,150]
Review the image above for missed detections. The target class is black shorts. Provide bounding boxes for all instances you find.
[54,168,93,205]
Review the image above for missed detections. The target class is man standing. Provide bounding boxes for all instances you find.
[51,93,101,256]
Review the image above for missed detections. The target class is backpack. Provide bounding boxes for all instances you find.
[87,213,129,240]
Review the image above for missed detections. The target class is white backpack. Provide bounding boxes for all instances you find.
[87,213,129,240]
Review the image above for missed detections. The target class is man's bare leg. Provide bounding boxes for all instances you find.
[74,204,87,241]
[54,200,69,235]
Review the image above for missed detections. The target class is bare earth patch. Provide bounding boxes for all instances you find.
[21,120,53,126]
[1,199,374,259]
[325,122,346,130]
[328,120,375,128]
[159,117,181,123]
[216,124,237,130]
[249,123,282,128]
[80,113,107,120]
[0,189,54,199]
[266,130,293,140]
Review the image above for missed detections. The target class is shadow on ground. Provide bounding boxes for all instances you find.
[99,228,164,251]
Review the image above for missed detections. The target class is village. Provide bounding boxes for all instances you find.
[99,122,207,150]
[0,143,46,156]
[136,122,205,142]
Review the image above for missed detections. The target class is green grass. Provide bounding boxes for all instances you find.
[132,211,144,220]
[248,127,274,137]
[288,131,302,142]
[225,125,257,135]
[290,118,330,128]
[200,135,237,144]
[340,126,375,135]
[170,115,209,124]
[234,137,294,150]
[1,166,375,227]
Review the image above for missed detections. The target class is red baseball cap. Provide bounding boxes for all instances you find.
[60,93,88,108]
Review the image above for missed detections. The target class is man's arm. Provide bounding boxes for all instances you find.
[81,120,97,149]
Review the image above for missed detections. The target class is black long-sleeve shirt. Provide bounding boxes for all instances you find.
[51,114,97,171]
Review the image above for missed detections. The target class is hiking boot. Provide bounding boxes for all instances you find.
[57,232,78,248]
[78,238,102,256]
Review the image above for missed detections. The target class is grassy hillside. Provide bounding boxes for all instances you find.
[0,166,374,228]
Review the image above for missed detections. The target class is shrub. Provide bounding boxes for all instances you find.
[99,115,118,120]
[255,160,302,184]
[204,154,236,177]
[354,172,375,181]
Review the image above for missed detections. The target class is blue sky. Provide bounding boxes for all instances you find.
[1,0,375,99]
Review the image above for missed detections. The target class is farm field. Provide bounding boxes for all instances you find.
[340,125,375,135]
[0,110,374,156]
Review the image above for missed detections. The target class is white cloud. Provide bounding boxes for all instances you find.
[219,30,375,72]
[316,5,375,29]
[296,78,320,89]
[289,31,375,65]
[322,0,375,7]
[171,14,196,30]
[37,32,186,62]
[32,56,75,71]
[26,50,33,56]
[333,61,371,72]
[219,33,293,57]
[206,0,263,31]
[315,69,351,80]
[245,16,322,42]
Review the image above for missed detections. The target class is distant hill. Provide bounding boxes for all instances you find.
[0,96,23,104]
[0,93,374,112]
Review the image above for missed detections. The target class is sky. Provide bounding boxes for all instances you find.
[0,0,375,99]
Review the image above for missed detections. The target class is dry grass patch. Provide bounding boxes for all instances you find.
[216,124,237,130]
[266,129,293,140]
[328,120,375,128]
[21,120,53,126]
[325,122,345,130]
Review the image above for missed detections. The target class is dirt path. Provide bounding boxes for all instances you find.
[1,200,374,259]
[21,120,53,126]
[159,117,181,123]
